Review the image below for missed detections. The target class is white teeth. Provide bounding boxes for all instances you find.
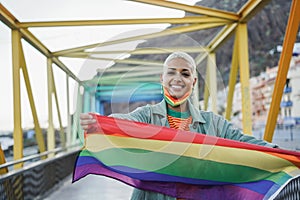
[171,85,182,89]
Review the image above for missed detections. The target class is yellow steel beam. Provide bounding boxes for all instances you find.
[194,52,209,110]
[99,65,161,73]
[194,51,208,66]
[207,23,238,52]
[207,52,217,113]
[208,0,272,51]
[69,46,208,57]
[73,86,83,144]
[132,0,239,21]
[100,70,162,81]
[90,92,96,112]
[225,34,239,120]
[0,3,18,29]
[237,23,252,135]
[19,40,46,155]
[264,0,300,142]
[83,90,92,113]
[83,66,161,84]
[238,0,272,23]
[0,145,8,174]
[94,57,161,67]
[47,58,55,158]
[88,76,160,85]
[50,66,66,148]
[19,28,81,83]
[66,75,72,146]
[12,30,23,169]
[54,22,227,56]
[0,5,81,82]
[192,71,200,109]
[63,55,163,67]
[203,67,209,111]
[20,16,230,27]
[19,28,50,57]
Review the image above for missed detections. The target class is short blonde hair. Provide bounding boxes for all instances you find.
[163,51,196,74]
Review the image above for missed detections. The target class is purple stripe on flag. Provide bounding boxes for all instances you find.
[74,163,264,200]
[74,156,267,199]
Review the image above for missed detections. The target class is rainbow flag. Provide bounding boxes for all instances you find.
[73,114,300,199]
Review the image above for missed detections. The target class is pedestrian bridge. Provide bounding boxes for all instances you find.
[1,0,300,199]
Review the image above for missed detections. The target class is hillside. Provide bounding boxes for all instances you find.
[196,0,295,82]
[128,0,299,97]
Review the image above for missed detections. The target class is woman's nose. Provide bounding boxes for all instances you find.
[173,73,182,81]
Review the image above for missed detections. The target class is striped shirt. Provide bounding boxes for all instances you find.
[167,108,192,131]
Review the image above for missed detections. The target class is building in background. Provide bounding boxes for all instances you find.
[285,57,300,124]
[251,76,267,128]
[220,55,300,129]
[251,55,300,128]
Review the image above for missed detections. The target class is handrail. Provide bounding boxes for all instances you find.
[0,143,81,170]
[0,146,81,182]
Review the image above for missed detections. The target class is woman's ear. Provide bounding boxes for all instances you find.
[193,77,197,87]
[160,74,163,83]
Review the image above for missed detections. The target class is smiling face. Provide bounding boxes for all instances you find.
[161,57,197,99]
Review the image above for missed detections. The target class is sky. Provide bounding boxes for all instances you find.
[0,0,199,131]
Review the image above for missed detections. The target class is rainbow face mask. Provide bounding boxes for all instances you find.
[162,86,192,107]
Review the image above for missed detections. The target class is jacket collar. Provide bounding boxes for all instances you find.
[152,99,206,124]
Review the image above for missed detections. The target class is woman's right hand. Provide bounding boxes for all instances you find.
[80,113,97,132]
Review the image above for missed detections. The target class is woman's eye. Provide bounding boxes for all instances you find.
[182,73,190,77]
[167,71,175,75]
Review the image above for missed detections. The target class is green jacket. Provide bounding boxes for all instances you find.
[110,99,277,200]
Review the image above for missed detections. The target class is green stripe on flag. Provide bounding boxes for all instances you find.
[80,148,283,183]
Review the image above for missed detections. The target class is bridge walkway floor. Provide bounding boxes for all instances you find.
[44,174,133,200]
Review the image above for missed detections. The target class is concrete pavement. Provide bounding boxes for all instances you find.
[43,174,133,200]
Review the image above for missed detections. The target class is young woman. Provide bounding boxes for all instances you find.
[80,51,277,200]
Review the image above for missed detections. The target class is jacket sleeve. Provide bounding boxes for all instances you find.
[109,105,151,123]
[212,113,278,148]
